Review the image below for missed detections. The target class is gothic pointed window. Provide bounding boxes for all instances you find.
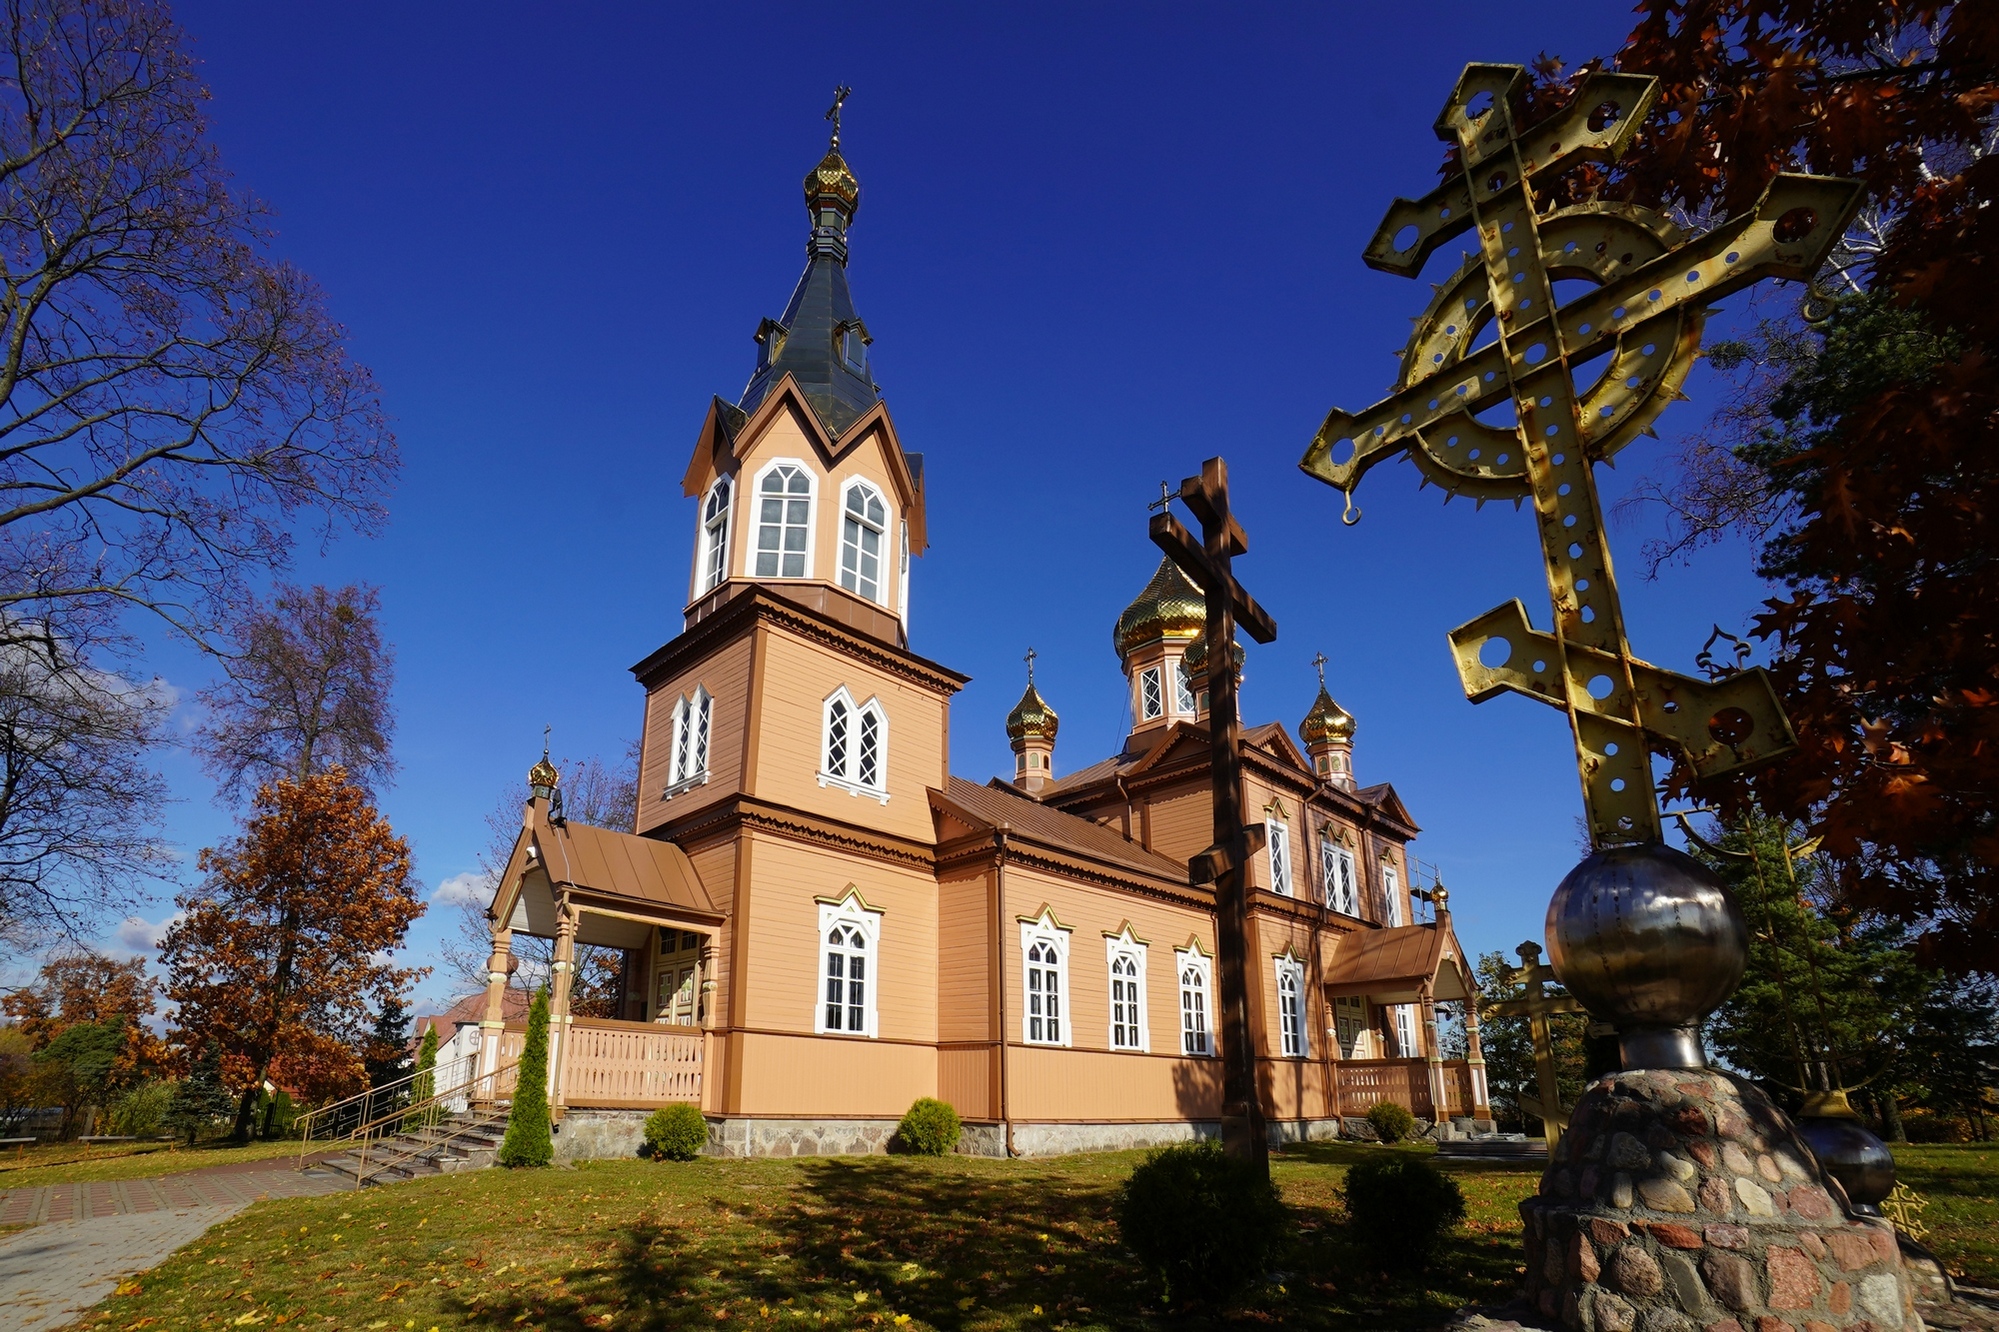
[665,687,713,796]
[700,478,732,592]
[825,696,849,776]
[1276,956,1307,1058]
[1382,861,1404,926]
[839,482,888,604]
[1106,930,1148,1052]
[1020,913,1070,1047]
[820,687,889,801]
[1266,817,1293,897]
[856,707,881,788]
[815,894,881,1037]
[754,462,813,579]
[1176,947,1213,1056]
[1320,834,1358,915]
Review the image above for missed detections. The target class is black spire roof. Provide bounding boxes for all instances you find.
[738,130,881,438]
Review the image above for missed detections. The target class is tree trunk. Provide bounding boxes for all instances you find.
[231,1085,259,1142]
[1879,1090,1908,1143]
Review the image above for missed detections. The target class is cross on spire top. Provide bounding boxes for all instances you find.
[542,724,551,760]
[825,85,852,148]
[1312,652,1329,689]
[1024,646,1037,684]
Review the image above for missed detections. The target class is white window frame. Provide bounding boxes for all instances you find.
[1266,818,1293,897]
[663,686,713,798]
[699,477,733,592]
[814,893,882,1037]
[837,478,892,605]
[1320,835,1359,916]
[1175,945,1213,1057]
[1019,912,1071,1047]
[1138,665,1164,720]
[818,686,890,803]
[1172,658,1197,715]
[750,458,817,580]
[1382,860,1404,926]
[1105,929,1150,1053]
[1275,954,1308,1058]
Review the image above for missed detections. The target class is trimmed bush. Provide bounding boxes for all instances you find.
[644,1103,709,1161]
[894,1097,961,1156]
[1115,1139,1287,1305]
[1365,1099,1418,1144]
[498,988,553,1167]
[1340,1153,1465,1269]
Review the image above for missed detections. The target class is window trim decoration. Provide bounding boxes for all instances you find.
[1138,665,1164,721]
[663,685,713,799]
[1266,812,1293,897]
[1104,926,1150,1053]
[1275,952,1308,1059]
[1173,657,1197,715]
[1320,827,1359,916]
[813,889,882,1038]
[699,476,733,593]
[837,477,892,605]
[1175,942,1214,1057]
[1018,908,1072,1048]
[818,686,890,803]
[750,457,817,581]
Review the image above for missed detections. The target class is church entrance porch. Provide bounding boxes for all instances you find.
[491,1016,705,1109]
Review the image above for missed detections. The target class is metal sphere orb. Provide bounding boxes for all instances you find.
[1545,842,1748,1034]
[1796,1116,1896,1216]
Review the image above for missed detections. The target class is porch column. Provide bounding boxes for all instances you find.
[697,936,717,1030]
[1420,989,1448,1122]
[548,895,579,1106]
[478,925,513,1084]
[1464,998,1492,1119]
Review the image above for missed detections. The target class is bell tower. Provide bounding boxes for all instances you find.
[1006,649,1058,794]
[1299,653,1357,790]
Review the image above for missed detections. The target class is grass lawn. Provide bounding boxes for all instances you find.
[0,1137,304,1189]
[69,1140,1999,1331]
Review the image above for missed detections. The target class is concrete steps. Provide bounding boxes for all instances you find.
[314,1109,510,1187]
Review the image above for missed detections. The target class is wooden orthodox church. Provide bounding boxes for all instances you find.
[472,126,1491,1158]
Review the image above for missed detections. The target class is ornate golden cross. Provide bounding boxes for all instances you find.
[1299,64,1862,847]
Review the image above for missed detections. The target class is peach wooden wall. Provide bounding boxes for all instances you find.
[732,1029,936,1117]
[1144,788,1210,865]
[638,631,756,833]
[935,871,992,1045]
[1007,1045,1223,1122]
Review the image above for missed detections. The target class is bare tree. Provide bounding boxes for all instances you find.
[0,0,395,935]
[439,746,639,1015]
[193,583,394,803]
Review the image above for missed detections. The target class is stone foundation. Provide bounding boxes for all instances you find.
[551,1108,651,1163]
[1522,1069,1917,1332]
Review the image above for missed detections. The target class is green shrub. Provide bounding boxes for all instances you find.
[407,1024,441,1130]
[1115,1139,1287,1305]
[894,1097,961,1156]
[109,1080,174,1137]
[498,988,553,1168]
[249,1087,298,1139]
[644,1103,709,1161]
[1340,1154,1465,1269]
[164,1043,236,1145]
[1365,1099,1418,1144]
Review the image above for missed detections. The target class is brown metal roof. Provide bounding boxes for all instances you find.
[1324,923,1472,1003]
[933,777,1189,882]
[493,803,718,923]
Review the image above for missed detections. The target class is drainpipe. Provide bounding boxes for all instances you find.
[995,828,1017,1158]
[1114,775,1134,844]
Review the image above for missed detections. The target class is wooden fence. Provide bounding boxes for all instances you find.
[1332,1057,1474,1120]
[492,1018,705,1108]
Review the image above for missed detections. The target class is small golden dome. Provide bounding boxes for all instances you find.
[1181,625,1244,684]
[1299,685,1357,746]
[1114,558,1206,662]
[527,751,560,799]
[804,148,860,216]
[1006,681,1059,743]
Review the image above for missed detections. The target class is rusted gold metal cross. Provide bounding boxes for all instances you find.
[1300,64,1863,847]
[1488,941,1584,1149]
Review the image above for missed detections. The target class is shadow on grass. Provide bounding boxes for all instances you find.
[440,1151,1529,1331]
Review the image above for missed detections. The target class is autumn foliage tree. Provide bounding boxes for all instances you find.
[161,768,425,1138]
[1519,2,1997,970]
[1,950,167,1083]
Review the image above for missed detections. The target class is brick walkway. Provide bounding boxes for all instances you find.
[0,1165,347,1331]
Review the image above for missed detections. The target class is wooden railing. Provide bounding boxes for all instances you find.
[491,1018,705,1109]
[1332,1058,1475,1120]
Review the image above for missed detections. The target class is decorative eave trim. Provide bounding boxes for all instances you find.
[652,794,936,875]
[1015,903,1075,931]
[630,587,969,696]
[814,884,886,915]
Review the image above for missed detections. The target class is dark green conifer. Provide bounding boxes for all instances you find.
[497,988,553,1167]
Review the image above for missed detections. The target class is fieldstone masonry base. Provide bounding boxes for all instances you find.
[1521,1070,1917,1332]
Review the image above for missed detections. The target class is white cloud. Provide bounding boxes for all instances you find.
[112,911,181,958]
[432,871,493,907]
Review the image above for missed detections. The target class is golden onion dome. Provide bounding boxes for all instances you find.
[527,751,560,800]
[1299,684,1357,746]
[1114,558,1206,662]
[1005,681,1059,743]
[1181,625,1244,684]
[803,147,860,216]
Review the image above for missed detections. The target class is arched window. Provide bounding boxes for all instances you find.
[1020,911,1070,1047]
[1320,833,1359,916]
[666,687,712,795]
[1105,929,1149,1053]
[815,893,882,1037]
[820,687,889,802]
[1381,859,1404,926]
[1176,947,1213,1056]
[1275,955,1307,1058]
[1266,817,1293,896]
[839,481,888,604]
[700,478,732,592]
[753,462,813,579]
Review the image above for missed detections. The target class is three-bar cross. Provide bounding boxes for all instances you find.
[1487,941,1584,1150]
[1150,457,1278,1172]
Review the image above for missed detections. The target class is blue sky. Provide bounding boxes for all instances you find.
[64,2,1788,1018]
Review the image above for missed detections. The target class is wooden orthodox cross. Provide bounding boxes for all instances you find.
[1487,940,1584,1150]
[1150,457,1279,1173]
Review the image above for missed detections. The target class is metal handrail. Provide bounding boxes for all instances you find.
[295,1062,432,1153]
[345,1097,513,1189]
[300,1056,517,1167]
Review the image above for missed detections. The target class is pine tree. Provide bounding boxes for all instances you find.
[362,996,413,1092]
[164,1042,236,1146]
[497,988,552,1167]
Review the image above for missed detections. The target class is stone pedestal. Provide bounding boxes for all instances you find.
[1521,1070,1918,1332]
